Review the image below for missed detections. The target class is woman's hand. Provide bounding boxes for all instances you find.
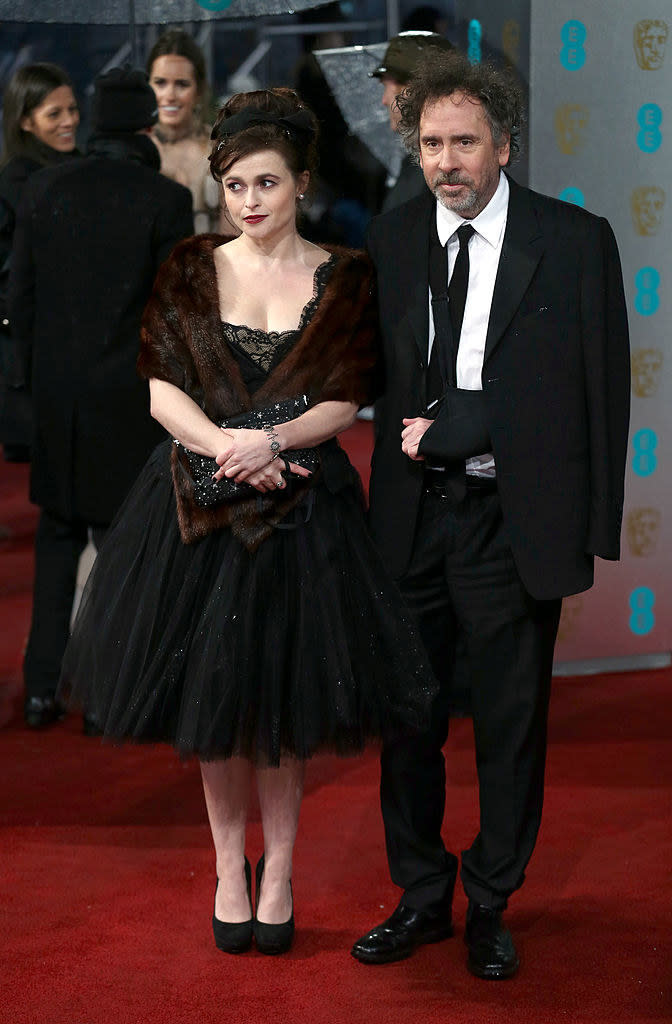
[213,428,312,491]
[214,427,280,481]
[230,459,312,493]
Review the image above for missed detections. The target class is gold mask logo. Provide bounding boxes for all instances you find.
[634,19,668,70]
[554,105,589,155]
[632,348,664,397]
[631,186,665,235]
[557,596,583,643]
[502,20,520,65]
[626,507,661,557]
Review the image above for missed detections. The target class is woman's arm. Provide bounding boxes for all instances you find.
[277,400,358,451]
[151,378,321,493]
[149,378,230,458]
[215,400,357,483]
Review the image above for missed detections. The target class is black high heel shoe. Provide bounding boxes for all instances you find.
[212,856,253,954]
[253,854,295,955]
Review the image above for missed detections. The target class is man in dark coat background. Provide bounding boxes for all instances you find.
[9,67,194,729]
[370,31,454,214]
[352,52,630,979]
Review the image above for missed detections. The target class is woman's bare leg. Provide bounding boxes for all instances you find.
[255,757,305,924]
[200,756,252,922]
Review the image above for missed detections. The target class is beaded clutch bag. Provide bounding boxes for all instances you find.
[173,394,320,509]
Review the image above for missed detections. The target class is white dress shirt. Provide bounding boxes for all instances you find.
[428,171,509,476]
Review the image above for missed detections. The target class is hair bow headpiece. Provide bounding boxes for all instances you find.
[211,108,314,147]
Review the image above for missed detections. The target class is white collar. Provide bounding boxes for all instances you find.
[435,171,509,248]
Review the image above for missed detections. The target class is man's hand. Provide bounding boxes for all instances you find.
[401,417,433,461]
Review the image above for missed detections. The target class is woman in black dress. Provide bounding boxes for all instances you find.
[61,88,435,956]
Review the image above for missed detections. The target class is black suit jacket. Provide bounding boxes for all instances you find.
[367,177,630,600]
[9,150,194,524]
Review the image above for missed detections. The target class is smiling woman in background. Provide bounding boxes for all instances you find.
[147,28,220,233]
[0,62,79,462]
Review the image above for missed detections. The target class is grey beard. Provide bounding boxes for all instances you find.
[433,182,479,214]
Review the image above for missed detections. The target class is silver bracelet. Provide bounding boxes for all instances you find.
[263,423,281,460]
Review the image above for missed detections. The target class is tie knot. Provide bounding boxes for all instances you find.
[456,223,475,248]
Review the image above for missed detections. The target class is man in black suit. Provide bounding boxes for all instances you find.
[10,68,193,729]
[352,52,630,977]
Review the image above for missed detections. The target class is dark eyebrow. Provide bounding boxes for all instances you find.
[223,173,281,183]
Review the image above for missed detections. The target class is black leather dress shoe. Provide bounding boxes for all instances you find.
[464,902,520,979]
[23,695,66,729]
[351,903,454,964]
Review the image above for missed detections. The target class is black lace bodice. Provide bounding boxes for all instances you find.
[222,255,337,391]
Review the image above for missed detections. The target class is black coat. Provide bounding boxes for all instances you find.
[0,145,76,312]
[368,178,631,600]
[1,151,77,447]
[380,155,426,214]
[8,135,194,523]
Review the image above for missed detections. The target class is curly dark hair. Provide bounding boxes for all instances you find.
[396,51,523,166]
[209,88,319,186]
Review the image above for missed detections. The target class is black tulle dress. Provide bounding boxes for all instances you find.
[60,260,436,764]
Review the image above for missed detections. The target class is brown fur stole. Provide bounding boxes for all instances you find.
[138,235,377,549]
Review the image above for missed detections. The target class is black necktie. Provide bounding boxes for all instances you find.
[425,222,476,503]
[427,225,449,401]
[448,223,475,378]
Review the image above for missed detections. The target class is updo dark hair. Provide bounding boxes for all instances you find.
[209,88,319,189]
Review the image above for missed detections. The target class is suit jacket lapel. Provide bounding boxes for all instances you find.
[484,177,544,362]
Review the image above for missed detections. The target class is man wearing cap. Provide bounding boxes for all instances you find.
[371,31,453,212]
[10,67,193,730]
[352,51,629,977]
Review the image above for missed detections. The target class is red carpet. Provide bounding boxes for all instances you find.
[1,428,670,1024]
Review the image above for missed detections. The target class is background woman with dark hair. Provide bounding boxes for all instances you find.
[0,62,79,460]
[61,87,435,959]
[147,28,220,233]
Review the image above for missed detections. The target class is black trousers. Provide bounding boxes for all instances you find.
[381,482,561,911]
[23,509,106,701]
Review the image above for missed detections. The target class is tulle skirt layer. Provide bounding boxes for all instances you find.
[61,443,436,764]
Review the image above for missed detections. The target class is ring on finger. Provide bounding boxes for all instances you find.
[276,479,284,489]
